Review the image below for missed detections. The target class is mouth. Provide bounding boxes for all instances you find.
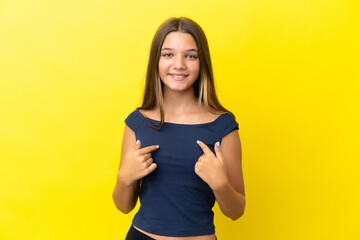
[168,73,189,80]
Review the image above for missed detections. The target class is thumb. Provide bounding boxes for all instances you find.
[135,139,141,149]
[214,141,224,162]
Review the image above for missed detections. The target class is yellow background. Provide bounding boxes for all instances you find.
[1,0,359,239]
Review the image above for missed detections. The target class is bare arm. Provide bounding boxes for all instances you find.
[112,174,140,214]
[112,125,158,214]
[195,130,245,220]
[112,125,139,214]
[213,130,245,220]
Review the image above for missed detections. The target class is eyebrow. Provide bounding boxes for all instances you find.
[161,48,198,52]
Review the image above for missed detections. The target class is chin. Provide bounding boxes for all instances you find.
[164,84,192,92]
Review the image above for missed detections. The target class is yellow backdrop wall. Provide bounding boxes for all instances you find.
[0,0,359,239]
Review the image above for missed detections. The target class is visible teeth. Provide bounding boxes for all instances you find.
[171,74,186,78]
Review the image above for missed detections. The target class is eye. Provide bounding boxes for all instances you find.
[162,53,172,57]
[187,55,198,59]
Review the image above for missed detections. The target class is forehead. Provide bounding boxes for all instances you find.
[161,32,198,50]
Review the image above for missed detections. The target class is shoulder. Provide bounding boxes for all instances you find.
[124,108,146,132]
[202,111,223,123]
[138,108,159,120]
[125,108,140,121]
[214,110,239,138]
[198,104,226,122]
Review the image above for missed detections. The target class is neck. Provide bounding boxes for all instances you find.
[162,86,201,114]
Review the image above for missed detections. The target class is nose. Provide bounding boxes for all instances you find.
[173,55,186,69]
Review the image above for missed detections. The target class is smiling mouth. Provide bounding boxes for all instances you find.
[168,73,189,79]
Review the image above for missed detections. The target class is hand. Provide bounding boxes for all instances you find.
[195,140,229,191]
[118,140,159,186]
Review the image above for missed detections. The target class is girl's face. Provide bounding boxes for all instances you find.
[158,32,200,94]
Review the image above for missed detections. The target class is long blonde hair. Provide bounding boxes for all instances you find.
[140,17,234,130]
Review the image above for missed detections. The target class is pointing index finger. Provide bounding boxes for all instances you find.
[138,145,159,154]
[197,140,211,154]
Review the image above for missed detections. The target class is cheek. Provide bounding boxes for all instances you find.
[159,59,171,68]
[191,62,200,76]
[158,61,165,76]
[190,60,200,71]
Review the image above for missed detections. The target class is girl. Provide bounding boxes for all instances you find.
[112,17,245,240]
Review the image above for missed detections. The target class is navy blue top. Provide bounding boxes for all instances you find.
[125,108,239,237]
